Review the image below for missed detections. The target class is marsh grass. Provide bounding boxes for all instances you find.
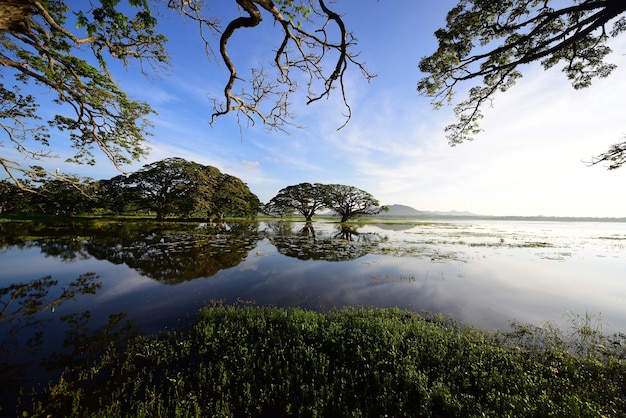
[25,306,625,417]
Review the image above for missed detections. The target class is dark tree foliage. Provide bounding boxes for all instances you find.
[0,179,31,213]
[323,183,387,223]
[110,157,259,220]
[28,176,95,216]
[208,173,260,221]
[418,0,626,168]
[267,182,385,223]
[122,158,201,220]
[266,182,327,221]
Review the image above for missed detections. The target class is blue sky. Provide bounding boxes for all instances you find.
[9,1,626,217]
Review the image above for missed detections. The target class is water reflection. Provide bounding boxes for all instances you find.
[44,311,137,380]
[1,219,625,413]
[1,221,263,283]
[84,222,262,283]
[266,222,386,261]
[0,272,135,414]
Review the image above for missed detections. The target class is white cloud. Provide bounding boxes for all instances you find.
[242,160,260,169]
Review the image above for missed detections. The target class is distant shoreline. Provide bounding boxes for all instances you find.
[371,204,626,222]
[369,214,626,223]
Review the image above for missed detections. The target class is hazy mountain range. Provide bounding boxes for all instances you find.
[379,204,626,221]
[380,204,477,218]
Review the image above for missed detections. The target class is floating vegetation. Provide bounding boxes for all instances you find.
[537,252,573,261]
[365,274,417,283]
[514,241,553,248]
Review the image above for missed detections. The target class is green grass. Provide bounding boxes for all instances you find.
[26,306,625,417]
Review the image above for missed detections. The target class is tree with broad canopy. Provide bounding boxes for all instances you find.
[208,173,261,221]
[266,182,386,222]
[322,184,387,223]
[121,158,203,220]
[108,157,259,220]
[266,182,328,221]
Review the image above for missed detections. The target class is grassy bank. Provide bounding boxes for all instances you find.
[27,307,625,417]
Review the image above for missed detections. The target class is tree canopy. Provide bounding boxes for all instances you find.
[0,157,260,220]
[266,182,386,222]
[108,157,259,220]
[0,0,369,184]
[0,0,166,185]
[2,0,625,186]
[120,157,203,220]
[323,184,386,223]
[418,0,626,168]
[265,182,327,221]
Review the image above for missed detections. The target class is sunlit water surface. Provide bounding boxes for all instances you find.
[1,218,625,409]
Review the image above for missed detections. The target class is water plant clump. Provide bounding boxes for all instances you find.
[26,306,625,417]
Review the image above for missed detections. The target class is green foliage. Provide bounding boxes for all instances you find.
[266,183,386,223]
[276,0,312,27]
[27,307,626,417]
[27,176,97,216]
[323,183,387,223]
[266,182,328,221]
[0,157,260,219]
[418,0,626,166]
[101,157,259,220]
[0,179,32,213]
[1,0,167,180]
[208,173,260,220]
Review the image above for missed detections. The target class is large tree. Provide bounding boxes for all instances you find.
[0,0,369,184]
[323,184,386,223]
[111,157,259,220]
[208,173,260,221]
[418,0,626,169]
[266,182,327,221]
[122,157,206,220]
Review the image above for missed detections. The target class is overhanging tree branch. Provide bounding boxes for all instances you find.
[176,0,375,131]
[418,0,626,167]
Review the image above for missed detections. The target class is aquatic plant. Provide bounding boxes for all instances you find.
[27,306,625,417]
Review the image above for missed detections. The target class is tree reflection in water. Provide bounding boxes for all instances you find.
[84,222,262,283]
[0,272,137,415]
[0,219,390,413]
[266,222,387,261]
[1,221,264,284]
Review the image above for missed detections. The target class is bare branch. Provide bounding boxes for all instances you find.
[167,0,374,130]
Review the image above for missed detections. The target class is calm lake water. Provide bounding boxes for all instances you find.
[1,218,625,409]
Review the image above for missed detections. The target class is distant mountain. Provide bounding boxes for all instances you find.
[381,204,477,218]
[381,204,423,217]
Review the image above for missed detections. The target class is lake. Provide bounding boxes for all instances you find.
[1,218,625,410]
